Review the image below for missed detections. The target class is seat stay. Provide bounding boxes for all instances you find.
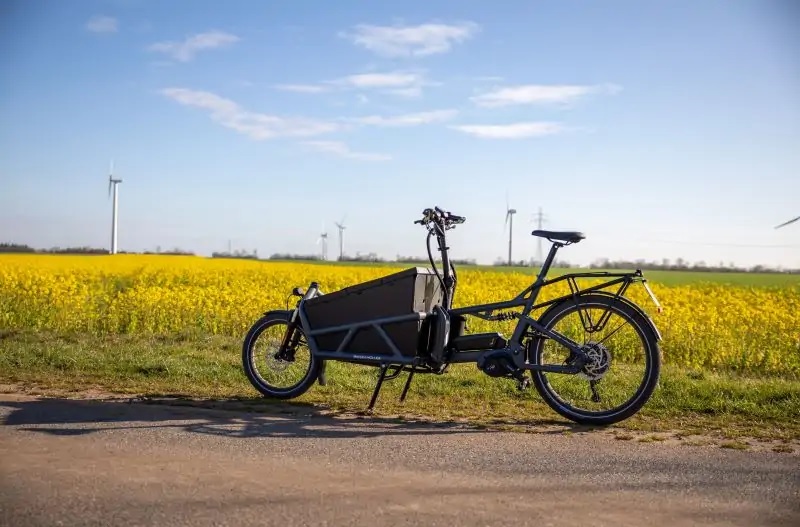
[531,229,585,244]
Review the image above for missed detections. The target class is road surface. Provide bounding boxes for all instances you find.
[1,393,798,526]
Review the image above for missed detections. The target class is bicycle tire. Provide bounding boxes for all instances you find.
[528,293,661,426]
[242,310,321,399]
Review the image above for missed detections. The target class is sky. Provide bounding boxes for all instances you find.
[1,0,799,269]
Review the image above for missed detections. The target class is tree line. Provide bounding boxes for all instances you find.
[0,243,194,256]
[2,242,796,273]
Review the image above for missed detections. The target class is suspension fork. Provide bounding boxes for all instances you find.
[276,314,301,361]
[277,281,320,361]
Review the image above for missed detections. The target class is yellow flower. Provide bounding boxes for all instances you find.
[1,254,798,375]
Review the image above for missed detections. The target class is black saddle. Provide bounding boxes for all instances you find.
[531,230,585,244]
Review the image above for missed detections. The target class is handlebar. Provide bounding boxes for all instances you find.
[415,206,466,229]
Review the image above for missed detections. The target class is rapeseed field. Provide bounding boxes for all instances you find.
[1,254,798,375]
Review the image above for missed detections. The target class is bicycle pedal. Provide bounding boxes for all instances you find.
[516,377,532,391]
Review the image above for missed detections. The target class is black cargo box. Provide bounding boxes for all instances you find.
[302,267,444,358]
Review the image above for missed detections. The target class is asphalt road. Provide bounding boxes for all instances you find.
[0,393,798,527]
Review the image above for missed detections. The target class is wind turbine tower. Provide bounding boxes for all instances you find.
[317,223,329,260]
[107,160,123,255]
[504,200,517,266]
[335,216,347,261]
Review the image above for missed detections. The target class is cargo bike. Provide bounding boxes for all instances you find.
[242,206,664,425]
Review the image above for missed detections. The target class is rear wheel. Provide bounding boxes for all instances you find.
[528,294,660,426]
[242,311,320,399]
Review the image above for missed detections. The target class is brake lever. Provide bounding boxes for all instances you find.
[415,208,433,225]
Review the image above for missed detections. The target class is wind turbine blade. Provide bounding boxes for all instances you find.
[775,215,800,229]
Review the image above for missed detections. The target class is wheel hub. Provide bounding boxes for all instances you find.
[265,340,294,372]
[578,342,611,380]
[266,353,291,372]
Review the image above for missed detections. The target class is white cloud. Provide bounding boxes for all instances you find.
[471,83,622,107]
[273,84,330,94]
[273,71,437,98]
[341,21,480,57]
[351,109,458,127]
[160,88,339,140]
[335,72,421,89]
[450,122,565,139]
[148,30,240,62]
[303,141,391,162]
[329,71,434,97]
[86,15,118,34]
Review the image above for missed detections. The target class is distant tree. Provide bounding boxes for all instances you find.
[0,243,35,253]
[268,253,322,261]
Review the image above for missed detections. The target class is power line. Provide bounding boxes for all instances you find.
[532,207,547,264]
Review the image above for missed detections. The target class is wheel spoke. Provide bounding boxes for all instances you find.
[530,295,660,425]
[242,314,319,399]
[596,319,628,346]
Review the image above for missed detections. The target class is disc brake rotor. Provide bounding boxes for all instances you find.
[578,342,611,381]
[263,338,295,372]
[266,352,292,372]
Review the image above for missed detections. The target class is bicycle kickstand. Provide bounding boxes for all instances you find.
[399,366,416,403]
[366,364,391,412]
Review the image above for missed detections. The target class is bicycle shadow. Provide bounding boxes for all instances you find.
[0,395,601,440]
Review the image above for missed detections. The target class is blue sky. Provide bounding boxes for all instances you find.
[1,0,798,268]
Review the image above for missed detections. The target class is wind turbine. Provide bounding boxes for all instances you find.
[107,160,123,254]
[504,196,516,266]
[317,222,328,260]
[335,215,347,261]
[775,216,800,229]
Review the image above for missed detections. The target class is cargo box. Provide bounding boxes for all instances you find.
[302,267,445,358]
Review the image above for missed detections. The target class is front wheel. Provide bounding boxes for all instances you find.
[242,310,321,399]
[528,294,661,426]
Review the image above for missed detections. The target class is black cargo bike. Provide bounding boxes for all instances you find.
[242,206,664,425]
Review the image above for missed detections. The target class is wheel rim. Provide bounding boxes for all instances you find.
[249,320,313,393]
[534,301,654,418]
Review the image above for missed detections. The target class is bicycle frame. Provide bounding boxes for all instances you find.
[292,240,661,366]
[273,207,663,411]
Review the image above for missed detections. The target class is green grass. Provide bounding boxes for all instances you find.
[1,330,798,442]
[569,269,800,287]
[268,259,800,287]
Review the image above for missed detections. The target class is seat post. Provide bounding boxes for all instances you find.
[535,241,563,283]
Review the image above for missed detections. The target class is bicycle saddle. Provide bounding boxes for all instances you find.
[531,230,585,243]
